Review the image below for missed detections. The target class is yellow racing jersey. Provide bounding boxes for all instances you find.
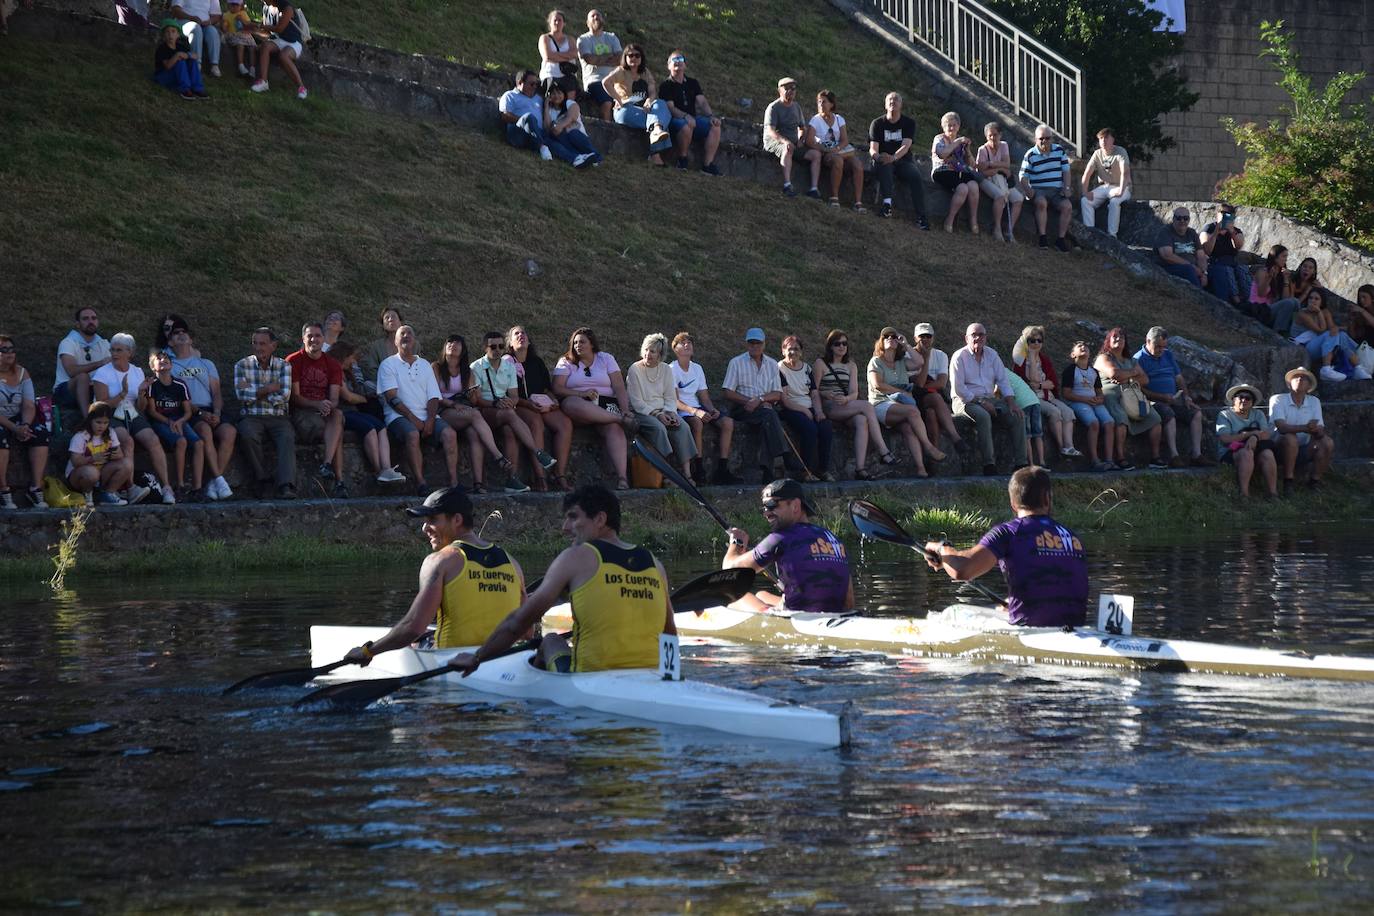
[569,540,666,672]
[434,540,522,648]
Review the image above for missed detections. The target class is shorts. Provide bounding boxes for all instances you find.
[1220,439,1276,465]
[291,408,336,443]
[0,422,51,450]
[762,135,795,160]
[343,409,385,436]
[669,114,714,138]
[110,414,151,436]
[873,400,895,423]
[271,37,302,58]
[583,79,614,108]
[192,404,238,428]
[387,414,450,442]
[1031,186,1071,206]
[1023,403,1043,438]
[151,419,202,448]
[1153,399,1199,426]
[1068,401,1113,426]
[932,169,979,192]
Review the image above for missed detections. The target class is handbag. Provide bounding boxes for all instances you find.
[1118,380,1149,421]
[1356,342,1374,375]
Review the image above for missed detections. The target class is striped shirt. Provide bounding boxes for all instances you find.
[234,355,292,417]
[722,352,782,400]
[1019,143,1070,190]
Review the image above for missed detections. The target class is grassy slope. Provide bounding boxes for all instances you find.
[1,33,1250,390]
[307,0,939,124]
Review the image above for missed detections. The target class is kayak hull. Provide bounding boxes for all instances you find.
[542,602,1374,682]
[309,626,848,748]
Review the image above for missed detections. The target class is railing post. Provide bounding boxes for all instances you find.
[951,0,960,76]
[1012,30,1021,117]
[1075,70,1086,157]
[908,0,915,43]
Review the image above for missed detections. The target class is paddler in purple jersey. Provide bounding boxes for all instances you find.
[722,478,854,613]
[925,465,1087,627]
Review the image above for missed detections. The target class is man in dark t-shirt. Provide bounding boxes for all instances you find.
[1155,207,1208,287]
[1200,201,1247,305]
[925,466,1087,627]
[867,91,929,228]
[658,49,722,175]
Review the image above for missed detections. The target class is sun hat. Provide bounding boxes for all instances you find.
[1284,367,1318,392]
[1225,383,1262,403]
[777,77,796,88]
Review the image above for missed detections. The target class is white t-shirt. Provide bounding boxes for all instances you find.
[671,360,709,412]
[67,430,115,476]
[175,0,221,20]
[377,354,441,424]
[54,330,110,389]
[808,113,846,149]
[91,363,145,419]
[1267,393,1323,445]
[922,348,950,382]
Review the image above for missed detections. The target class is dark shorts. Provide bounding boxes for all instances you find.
[343,409,385,436]
[669,114,714,138]
[933,169,979,192]
[1153,399,1198,425]
[1032,187,1071,206]
[583,79,613,108]
[291,409,334,444]
[193,404,239,428]
[0,422,51,450]
[111,415,151,436]
[151,420,202,447]
[387,414,451,442]
[1220,439,1276,465]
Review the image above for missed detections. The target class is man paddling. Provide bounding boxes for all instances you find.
[449,485,676,675]
[722,478,853,613]
[343,487,526,664]
[924,465,1086,627]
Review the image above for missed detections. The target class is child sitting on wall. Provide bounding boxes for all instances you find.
[153,18,208,101]
[221,0,258,77]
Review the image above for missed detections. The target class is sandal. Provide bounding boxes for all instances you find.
[880,452,901,466]
[926,448,947,463]
[471,482,488,495]
[855,468,874,481]
[615,477,631,491]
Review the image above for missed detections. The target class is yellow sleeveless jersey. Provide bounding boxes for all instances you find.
[569,540,666,672]
[434,540,522,649]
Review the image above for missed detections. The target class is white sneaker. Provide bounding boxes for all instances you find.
[237,63,249,76]
[376,466,406,483]
[572,152,593,169]
[215,476,234,500]
[162,488,177,505]
[1060,446,1083,457]
[250,80,269,93]
[296,85,308,100]
[539,145,553,161]
[84,492,95,508]
[210,64,221,77]
[249,65,256,78]
[1352,366,1373,380]
[124,484,151,506]
[1320,365,1346,382]
[0,492,15,510]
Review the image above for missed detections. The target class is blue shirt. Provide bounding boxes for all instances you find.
[498,88,543,124]
[1133,346,1180,396]
[1019,143,1070,189]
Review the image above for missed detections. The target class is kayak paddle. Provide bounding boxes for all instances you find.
[848,498,1006,606]
[666,567,756,614]
[221,658,355,695]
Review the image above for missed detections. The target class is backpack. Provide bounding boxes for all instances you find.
[263,3,309,43]
[294,7,310,42]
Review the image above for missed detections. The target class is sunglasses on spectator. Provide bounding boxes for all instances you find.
[882,333,899,340]
[670,56,686,63]
[0,346,15,354]
[487,342,505,350]
[1028,338,1043,344]
[1174,215,1190,222]
[918,333,933,339]
[833,340,849,347]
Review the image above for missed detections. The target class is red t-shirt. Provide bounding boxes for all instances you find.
[285,350,343,402]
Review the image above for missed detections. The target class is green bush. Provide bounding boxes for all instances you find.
[1220,21,1374,250]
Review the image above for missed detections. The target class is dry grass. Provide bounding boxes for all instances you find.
[0,33,1252,391]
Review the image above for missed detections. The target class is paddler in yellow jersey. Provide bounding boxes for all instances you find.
[342,486,526,665]
[449,484,676,675]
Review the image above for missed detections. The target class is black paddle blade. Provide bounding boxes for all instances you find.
[631,438,733,531]
[293,668,446,710]
[848,499,918,548]
[221,659,349,695]
[670,567,756,614]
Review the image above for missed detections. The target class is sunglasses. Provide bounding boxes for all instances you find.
[670,56,685,63]
[833,340,849,347]
[582,366,593,377]
[882,333,899,340]
[1027,338,1043,344]
[761,500,779,511]
[1174,215,1190,222]
[0,346,15,354]
[487,342,505,350]
[918,333,933,339]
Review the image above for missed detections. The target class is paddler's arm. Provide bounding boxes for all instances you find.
[722,527,763,571]
[344,550,461,664]
[923,540,998,581]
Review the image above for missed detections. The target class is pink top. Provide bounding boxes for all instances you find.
[553,351,619,397]
[1249,280,1272,305]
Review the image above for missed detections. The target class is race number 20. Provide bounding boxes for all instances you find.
[1097,594,1135,636]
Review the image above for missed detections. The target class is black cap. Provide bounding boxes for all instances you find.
[404,486,474,520]
[762,478,814,515]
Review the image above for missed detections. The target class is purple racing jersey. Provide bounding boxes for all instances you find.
[750,523,851,612]
[977,515,1088,627]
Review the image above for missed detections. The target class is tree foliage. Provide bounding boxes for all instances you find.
[982,0,1197,163]
[1220,21,1374,250]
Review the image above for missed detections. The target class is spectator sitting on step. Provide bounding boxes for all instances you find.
[950,323,1026,475]
[1248,245,1299,333]
[868,91,930,229]
[152,20,208,101]
[543,80,601,168]
[154,312,193,354]
[1079,127,1131,239]
[249,0,307,100]
[1135,326,1206,467]
[764,77,820,198]
[930,111,981,234]
[234,326,297,499]
[1011,325,1079,460]
[1093,327,1164,471]
[473,330,555,493]
[1199,201,1247,307]
[1154,207,1207,286]
[659,49,723,175]
[910,323,962,450]
[722,327,795,481]
[500,69,562,163]
[53,306,111,422]
[0,334,52,510]
[66,402,133,507]
[168,325,235,501]
[321,310,345,351]
[805,89,862,210]
[93,333,175,504]
[670,331,739,485]
[1348,284,1374,347]
[380,326,459,497]
[869,327,943,477]
[1269,367,1335,493]
[507,325,574,491]
[1060,340,1118,471]
[1290,256,1324,309]
[170,0,221,79]
[220,0,257,78]
[603,44,674,166]
[1291,288,1368,382]
[285,322,348,498]
[538,9,579,98]
[434,334,510,496]
[777,335,835,481]
[814,329,898,480]
[576,8,622,121]
[552,326,633,490]
[327,341,405,486]
[628,333,698,482]
[360,306,403,396]
[1018,124,1074,252]
[146,348,206,500]
[975,122,1023,243]
[1214,383,1278,499]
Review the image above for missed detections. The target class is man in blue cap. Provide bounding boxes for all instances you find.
[721,327,796,480]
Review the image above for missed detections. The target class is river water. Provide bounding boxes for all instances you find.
[2,527,1372,912]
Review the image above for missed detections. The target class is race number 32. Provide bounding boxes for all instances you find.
[659,634,682,681]
[1097,594,1135,636]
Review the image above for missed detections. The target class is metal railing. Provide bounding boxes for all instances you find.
[870,0,1086,156]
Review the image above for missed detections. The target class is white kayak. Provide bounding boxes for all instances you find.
[309,626,850,748]
[541,602,1374,682]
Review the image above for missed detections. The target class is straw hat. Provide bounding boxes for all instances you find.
[1284,367,1318,392]
[1225,383,1261,403]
